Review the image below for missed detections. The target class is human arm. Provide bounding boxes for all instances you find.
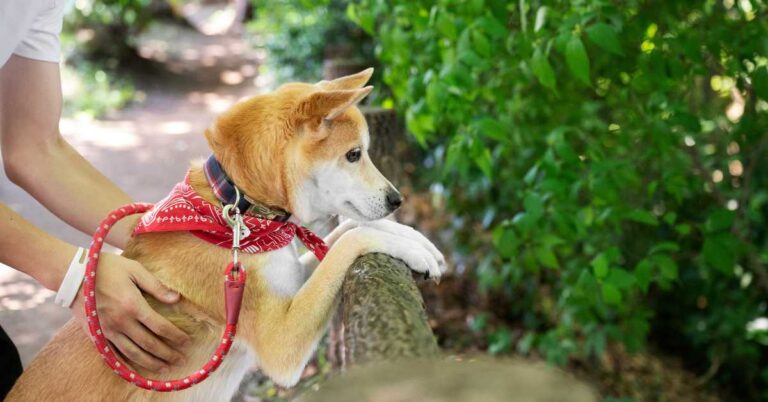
[0,202,190,370]
[0,55,135,248]
[0,55,190,370]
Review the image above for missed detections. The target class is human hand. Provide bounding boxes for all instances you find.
[69,253,190,372]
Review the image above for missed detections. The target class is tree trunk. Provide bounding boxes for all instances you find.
[360,107,405,185]
[338,253,439,366]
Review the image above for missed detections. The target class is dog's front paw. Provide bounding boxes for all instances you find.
[360,219,447,277]
[343,226,444,282]
[389,238,443,282]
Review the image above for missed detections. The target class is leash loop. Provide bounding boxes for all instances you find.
[83,203,246,392]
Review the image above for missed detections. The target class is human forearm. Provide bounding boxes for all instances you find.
[1,55,135,248]
[0,55,189,369]
[0,202,75,290]
[5,136,136,248]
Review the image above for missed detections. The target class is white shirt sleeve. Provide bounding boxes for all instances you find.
[0,0,66,68]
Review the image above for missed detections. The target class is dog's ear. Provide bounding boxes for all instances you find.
[298,86,373,120]
[315,68,374,90]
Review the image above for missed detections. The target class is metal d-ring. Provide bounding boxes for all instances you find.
[221,186,242,227]
[222,186,244,267]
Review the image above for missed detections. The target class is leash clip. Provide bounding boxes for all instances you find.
[222,187,251,274]
[222,194,246,323]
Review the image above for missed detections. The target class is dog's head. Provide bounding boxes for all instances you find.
[205,68,400,223]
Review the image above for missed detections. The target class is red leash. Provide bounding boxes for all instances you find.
[82,203,246,392]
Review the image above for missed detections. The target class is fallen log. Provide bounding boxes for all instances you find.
[339,253,439,366]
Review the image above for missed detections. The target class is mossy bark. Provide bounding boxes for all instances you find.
[338,253,439,366]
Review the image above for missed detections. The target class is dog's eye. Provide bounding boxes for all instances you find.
[345,147,362,163]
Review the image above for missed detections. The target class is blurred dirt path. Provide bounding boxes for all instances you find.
[0,23,270,366]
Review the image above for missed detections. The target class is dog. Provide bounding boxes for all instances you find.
[6,68,445,401]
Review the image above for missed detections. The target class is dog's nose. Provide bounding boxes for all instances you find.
[385,190,403,212]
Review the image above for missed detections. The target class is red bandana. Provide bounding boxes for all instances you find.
[133,179,327,261]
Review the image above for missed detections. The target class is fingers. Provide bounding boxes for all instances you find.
[78,254,191,372]
[137,303,191,348]
[131,264,180,304]
[111,333,168,373]
[123,321,186,367]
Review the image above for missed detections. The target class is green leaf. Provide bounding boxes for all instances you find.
[705,209,735,233]
[517,332,536,355]
[474,147,493,178]
[586,329,606,357]
[627,209,659,226]
[523,193,544,220]
[530,49,557,90]
[478,16,507,39]
[347,4,375,35]
[702,235,736,273]
[426,81,447,111]
[753,66,768,102]
[523,164,539,184]
[405,109,435,146]
[492,225,518,259]
[586,23,623,55]
[654,254,678,280]
[435,12,457,40]
[565,35,591,86]
[607,269,636,289]
[591,253,609,279]
[601,282,622,305]
[475,118,507,141]
[675,223,691,236]
[649,241,680,254]
[535,246,559,269]
[663,211,677,224]
[488,327,512,354]
[534,6,547,32]
[472,30,492,57]
[635,259,653,293]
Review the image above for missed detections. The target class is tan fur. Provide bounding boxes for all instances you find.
[7,69,408,401]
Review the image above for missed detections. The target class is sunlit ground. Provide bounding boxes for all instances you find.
[0,265,53,311]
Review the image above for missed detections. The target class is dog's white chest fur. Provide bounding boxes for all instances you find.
[161,244,307,402]
[256,241,309,296]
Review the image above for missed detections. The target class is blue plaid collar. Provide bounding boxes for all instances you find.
[202,155,291,222]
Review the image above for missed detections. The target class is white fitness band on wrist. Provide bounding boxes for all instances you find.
[54,247,87,308]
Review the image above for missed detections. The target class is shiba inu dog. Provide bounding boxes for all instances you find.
[7,68,445,401]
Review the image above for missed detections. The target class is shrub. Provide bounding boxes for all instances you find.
[65,0,157,61]
[349,0,768,399]
[247,0,374,82]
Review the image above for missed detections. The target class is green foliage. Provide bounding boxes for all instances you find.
[61,1,145,118]
[60,60,136,118]
[247,0,374,82]
[350,0,768,399]
[65,0,156,61]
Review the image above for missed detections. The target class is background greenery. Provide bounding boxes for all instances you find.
[247,0,375,82]
[345,1,768,399]
[66,0,768,400]
[60,0,157,117]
